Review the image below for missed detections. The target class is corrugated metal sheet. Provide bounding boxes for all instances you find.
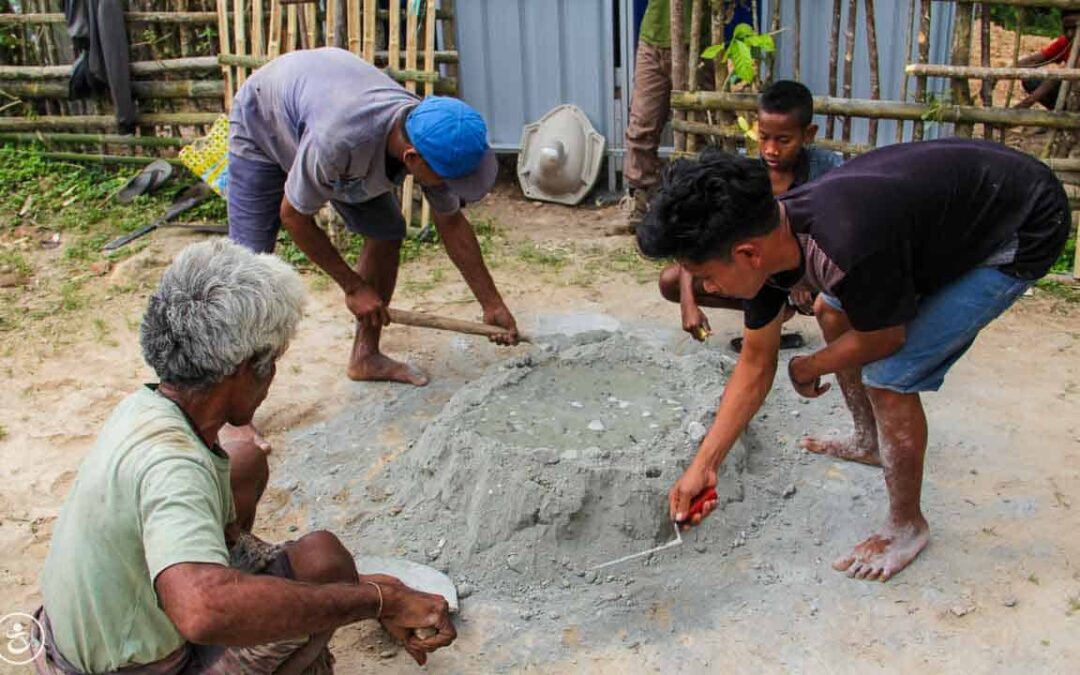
[455,0,616,153]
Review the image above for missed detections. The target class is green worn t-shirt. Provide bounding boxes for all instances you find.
[41,387,235,673]
[639,0,709,48]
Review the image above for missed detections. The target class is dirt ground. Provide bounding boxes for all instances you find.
[1,179,1078,673]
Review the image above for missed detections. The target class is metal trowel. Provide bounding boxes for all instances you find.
[588,487,717,571]
[355,555,459,613]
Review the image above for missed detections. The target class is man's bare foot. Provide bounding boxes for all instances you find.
[219,423,272,454]
[800,435,881,466]
[832,517,930,582]
[348,352,429,386]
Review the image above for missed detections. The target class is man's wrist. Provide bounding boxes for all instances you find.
[789,355,816,384]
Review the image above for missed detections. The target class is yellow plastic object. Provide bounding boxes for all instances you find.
[179,115,231,198]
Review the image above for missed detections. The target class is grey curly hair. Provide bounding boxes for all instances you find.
[140,239,306,389]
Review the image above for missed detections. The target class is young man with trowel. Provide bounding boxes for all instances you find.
[637,139,1069,581]
[657,81,841,344]
[223,47,520,451]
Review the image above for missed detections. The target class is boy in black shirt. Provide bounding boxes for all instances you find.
[637,139,1068,581]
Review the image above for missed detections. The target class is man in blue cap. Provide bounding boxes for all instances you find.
[226,48,518,406]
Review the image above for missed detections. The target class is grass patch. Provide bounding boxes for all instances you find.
[0,248,32,277]
[1036,279,1080,303]
[1050,237,1075,275]
[516,241,569,269]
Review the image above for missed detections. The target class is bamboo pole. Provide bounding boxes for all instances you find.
[0,79,225,99]
[935,0,1080,7]
[402,1,420,228]
[1042,27,1080,157]
[913,0,931,141]
[979,3,993,138]
[865,0,881,145]
[347,0,360,55]
[0,57,222,79]
[419,0,437,231]
[214,54,458,91]
[233,0,247,85]
[441,0,459,81]
[826,0,842,139]
[325,0,335,47]
[285,4,297,52]
[253,0,265,56]
[710,0,736,153]
[670,0,687,152]
[896,0,916,142]
[0,112,222,131]
[0,11,223,25]
[0,132,192,146]
[388,0,401,71]
[673,118,876,154]
[363,0,376,62]
[841,0,857,147]
[669,90,1080,129]
[268,0,282,57]
[906,64,1080,80]
[1003,7,1026,119]
[766,0,780,85]
[949,0,975,137]
[216,0,234,111]
[793,0,802,81]
[686,0,704,154]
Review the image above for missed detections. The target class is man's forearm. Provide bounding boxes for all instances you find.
[280,206,363,292]
[679,266,698,309]
[693,357,776,471]
[798,327,905,381]
[170,567,385,646]
[435,211,503,308]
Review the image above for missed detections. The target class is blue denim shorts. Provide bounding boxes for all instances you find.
[227,152,406,254]
[820,266,1033,393]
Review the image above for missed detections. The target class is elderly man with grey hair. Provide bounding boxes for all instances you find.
[34,240,455,674]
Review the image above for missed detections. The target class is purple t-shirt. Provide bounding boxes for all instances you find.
[745,139,1069,331]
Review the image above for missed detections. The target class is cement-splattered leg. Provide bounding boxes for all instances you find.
[833,387,930,581]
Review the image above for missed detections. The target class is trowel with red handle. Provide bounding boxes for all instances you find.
[588,487,717,571]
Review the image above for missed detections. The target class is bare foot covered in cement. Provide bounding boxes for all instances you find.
[218,423,272,454]
[800,434,882,466]
[832,517,930,582]
[348,352,429,386]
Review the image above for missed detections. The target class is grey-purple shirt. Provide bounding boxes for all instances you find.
[229,48,459,216]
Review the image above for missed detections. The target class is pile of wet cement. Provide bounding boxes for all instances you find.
[346,333,798,598]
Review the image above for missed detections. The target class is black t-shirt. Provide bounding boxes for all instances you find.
[744,139,1069,332]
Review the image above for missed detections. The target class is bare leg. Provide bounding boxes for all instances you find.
[800,297,881,466]
[346,238,428,386]
[833,387,930,581]
[221,438,270,532]
[274,531,360,675]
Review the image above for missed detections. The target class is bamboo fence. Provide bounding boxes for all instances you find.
[671,0,1080,276]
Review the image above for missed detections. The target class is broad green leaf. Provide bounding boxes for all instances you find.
[737,115,751,132]
[745,34,775,52]
[730,23,755,41]
[727,40,755,83]
[701,44,724,60]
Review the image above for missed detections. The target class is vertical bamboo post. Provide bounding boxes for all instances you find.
[402,2,420,228]
[841,0,857,148]
[217,0,234,111]
[285,5,298,53]
[389,0,401,70]
[305,2,317,49]
[913,0,931,141]
[268,0,283,57]
[670,0,687,153]
[896,0,916,142]
[711,0,736,153]
[441,0,459,81]
[766,0,780,86]
[420,0,437,230]
[793,0,802,82]
[1042,31,1080,158]
[234,0,247,84]
[979,3,993,139]
[686,0,704,154]
[363,0,377,62]
[253,0,265,56]
[326,0,336,47]
[949,0,975,138]
[826,0,842,139]
[1002,7,1026,144]
[865,0,880,146]
[348,0,361,55]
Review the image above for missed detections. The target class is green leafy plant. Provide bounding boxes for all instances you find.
[701,23,776,89]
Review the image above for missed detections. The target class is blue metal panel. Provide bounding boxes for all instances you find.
[456,0,615,153]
